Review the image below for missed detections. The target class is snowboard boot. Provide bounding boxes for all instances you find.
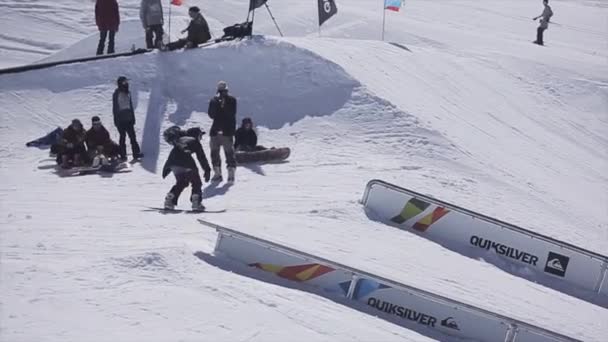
[227,167,236,183]
[211,166,222,182]
[191,194,205,211]
[164,193,176,210]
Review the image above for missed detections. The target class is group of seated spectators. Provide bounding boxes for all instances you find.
[52,116,121,169]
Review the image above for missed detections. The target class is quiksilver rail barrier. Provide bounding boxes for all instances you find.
[199,219,578,342]
[361,179,608,305]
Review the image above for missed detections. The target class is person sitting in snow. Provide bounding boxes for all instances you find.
[234,117,266,152]
[164,6,211,51]
[86,116,121,167]
[58,119,88,168]
[139,0,164,49]
[161,126,212,211]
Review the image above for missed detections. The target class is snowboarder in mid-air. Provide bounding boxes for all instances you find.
[162,126,211,211]
[533,0,553,45]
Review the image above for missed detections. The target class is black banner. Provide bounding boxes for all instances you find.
[318,0,338,27]
[249,0,267,11]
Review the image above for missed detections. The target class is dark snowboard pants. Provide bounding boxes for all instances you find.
[169,170,202,204]
[165,38,199,51]
[536,27,546,45]
[97,30,116,55]
[145,25,164,49]
[210,135,236,168]
[116,123,141,159]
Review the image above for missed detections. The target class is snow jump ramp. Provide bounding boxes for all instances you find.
[198,219,578,342]
[361,179,608,308]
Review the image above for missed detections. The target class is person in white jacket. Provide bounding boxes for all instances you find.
[140,0,164,49]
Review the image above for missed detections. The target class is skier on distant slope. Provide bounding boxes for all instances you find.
[162,126,212,211]
[533,0,553,46]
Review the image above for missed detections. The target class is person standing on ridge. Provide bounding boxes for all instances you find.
[95,0,120,55]
[112,76,143,161]
[207,81,237,183]
[139,0,164,49]
[533,0,553,46]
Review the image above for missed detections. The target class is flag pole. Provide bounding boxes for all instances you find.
[381,0,386,41]
[168,0,172,43]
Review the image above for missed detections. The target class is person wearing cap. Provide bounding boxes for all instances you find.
[112,76,142,161]
[207,80,237,182]
[58,119,88,168]
[163,6,211,51]
[234,117,266,152]
[86,116,121,166]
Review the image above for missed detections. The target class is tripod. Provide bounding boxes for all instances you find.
[248,2,283,37]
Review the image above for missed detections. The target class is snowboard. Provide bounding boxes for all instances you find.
[143,206,226,214]
[57,161,131,176]
[235,147,290,164]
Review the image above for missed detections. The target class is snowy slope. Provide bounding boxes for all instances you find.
[1,0,607,341]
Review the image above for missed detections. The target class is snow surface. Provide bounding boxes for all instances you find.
[1,0,607,341]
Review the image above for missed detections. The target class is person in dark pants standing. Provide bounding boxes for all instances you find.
[140,0,164,49]
[207,81,237,182]
[112,76,142,161]
[162,126,211,211]
[95,0,120,55]
[533,0,553,45]
[164,6,211,51]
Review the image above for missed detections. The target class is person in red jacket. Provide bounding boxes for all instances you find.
[95,0,120,55]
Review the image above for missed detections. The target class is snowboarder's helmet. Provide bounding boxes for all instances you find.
[163,126,182,144]
[242,117,252,125]
[186,127,205,139]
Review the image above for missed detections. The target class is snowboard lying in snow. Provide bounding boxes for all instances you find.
[57,161,131,176]
[235,147,290,164]
[143,207,226,214]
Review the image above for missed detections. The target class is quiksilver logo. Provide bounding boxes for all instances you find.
[367,297,437,327]
[544,252,569,277]
[470,235,539,266]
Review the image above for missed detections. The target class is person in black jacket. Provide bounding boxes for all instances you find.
[162,126,211,211]
[164,6,211,51]
[112,76,142,161]
[58,119,88,168]
[234,117,266,152]
[207,80,237,182]
[86,116,120,166]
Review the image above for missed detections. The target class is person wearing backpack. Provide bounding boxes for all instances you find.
[533,0,553,45]
[140,0,164,49]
